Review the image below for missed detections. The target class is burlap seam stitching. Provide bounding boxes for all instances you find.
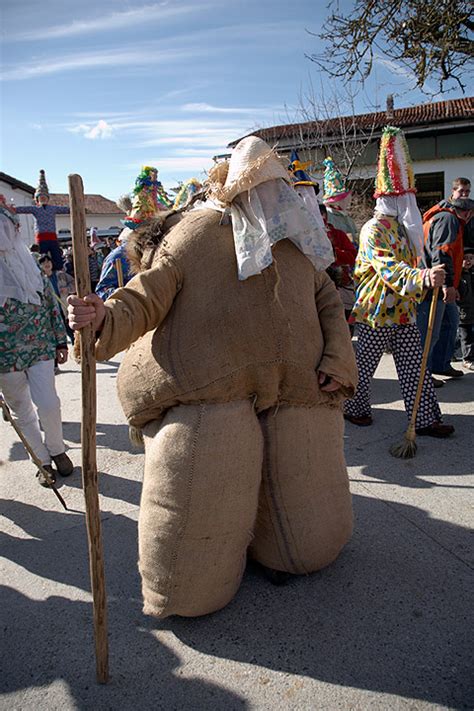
[161,403,204,615]
[260,412,300,573]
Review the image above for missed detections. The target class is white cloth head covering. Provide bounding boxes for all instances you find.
[194,179,333,280]
[294,184,328,235]
[0,211,44,307]
[375,194,424,257]
[231,179,334,280]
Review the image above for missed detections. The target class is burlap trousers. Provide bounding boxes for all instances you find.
[140,401,352,619]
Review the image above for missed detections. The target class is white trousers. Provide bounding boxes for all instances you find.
[0,359,65,465]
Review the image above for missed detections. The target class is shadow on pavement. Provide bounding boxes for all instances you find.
[62,421,140,453]
[1,495,472,708]
[156,493,473,709]
[1,587,247,709]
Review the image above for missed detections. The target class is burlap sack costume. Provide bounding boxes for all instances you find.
[94,138,358,618]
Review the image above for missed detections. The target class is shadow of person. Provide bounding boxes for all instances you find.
[0,503,140,594]
[344,407,474,490]
[63,470,142,507]
[151,494,473,709]
[1,587,248,709]
[62,421,141,454]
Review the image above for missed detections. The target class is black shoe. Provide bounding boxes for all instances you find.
[432,366,464,378]
[36,464,56,487]
[415,422,455,438]
[261,566,292,586]
[343,413,373,426]
[51,452,73,476]
[432,377,444,389]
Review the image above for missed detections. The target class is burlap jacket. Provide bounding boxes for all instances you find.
[95,209,358,427]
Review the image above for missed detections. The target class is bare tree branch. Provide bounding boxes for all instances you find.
[308,0,474,94]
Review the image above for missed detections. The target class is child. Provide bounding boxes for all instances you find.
[458,248,474,370]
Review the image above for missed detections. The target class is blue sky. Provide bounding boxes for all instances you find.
[1,0,472,201]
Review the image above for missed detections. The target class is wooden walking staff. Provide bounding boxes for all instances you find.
[68,174,109,683]
[390,287,440,459]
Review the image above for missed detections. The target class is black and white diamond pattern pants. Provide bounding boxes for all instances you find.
[344,324,442,428]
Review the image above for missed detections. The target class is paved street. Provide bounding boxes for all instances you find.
[1,352,473,710]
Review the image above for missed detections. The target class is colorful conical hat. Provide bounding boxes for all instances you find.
[34,169,49,200]
[374,126,416,198]
[288,150,319,188]
[322,157,350,202]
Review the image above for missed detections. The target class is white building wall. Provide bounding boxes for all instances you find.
[0,179,35,246]
[55,214,124,232]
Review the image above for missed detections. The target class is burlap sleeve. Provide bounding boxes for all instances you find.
[314,270,358,395]
[95,254,181,361]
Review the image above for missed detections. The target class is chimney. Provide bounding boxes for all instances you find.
[386,94,394,120]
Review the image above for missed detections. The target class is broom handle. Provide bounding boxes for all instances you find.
[0,396,68,511]
[408,287,440,430]
[69,174,109,684]
[115,258,124,288]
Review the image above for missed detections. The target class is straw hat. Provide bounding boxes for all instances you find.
[208,136,289,204]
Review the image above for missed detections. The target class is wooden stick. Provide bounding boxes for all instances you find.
[0,395,68,511]
[115,258,124,288]
[69,174,109,684]
[407,286,440,433]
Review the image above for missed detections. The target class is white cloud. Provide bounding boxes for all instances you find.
[181,103,271,115]
[68,120,114,139]
[6,4,205,42]
[0,45,207,81]
[373,55,436,94]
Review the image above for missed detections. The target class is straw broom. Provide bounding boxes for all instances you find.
[69,174,109,683]
[390,287,440,459]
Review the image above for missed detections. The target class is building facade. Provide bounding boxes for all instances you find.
[0,172,125,245]
[228,97,474,216]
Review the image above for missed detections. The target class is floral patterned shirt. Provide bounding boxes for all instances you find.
[0,276,66,372]
[352,216,425,328]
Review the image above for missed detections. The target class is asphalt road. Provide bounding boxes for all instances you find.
[1,352,473,710]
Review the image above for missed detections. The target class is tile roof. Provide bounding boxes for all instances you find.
[0,171,35,194]
[49,193,125,214]
[229,97,474,147]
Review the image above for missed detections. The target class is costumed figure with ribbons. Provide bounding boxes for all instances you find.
[343,126,454,438]
[173,178,203,211]
[15,170,70,270]
[69,136,357,619]
[323,157,359,245]
[288,149,326,233]
[96,167,173,301]
[289,150,357,321]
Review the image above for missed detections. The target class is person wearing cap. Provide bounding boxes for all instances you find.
[68,136,357,619]
[15,170,70,270]
[322,157,359,246]
[344,126,453,439]
[417,193,474,379]
[0,196,73,487]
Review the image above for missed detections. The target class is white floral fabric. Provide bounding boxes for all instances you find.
[231,179,334,280]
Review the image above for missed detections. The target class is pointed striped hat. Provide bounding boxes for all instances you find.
[374,126,416,198]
